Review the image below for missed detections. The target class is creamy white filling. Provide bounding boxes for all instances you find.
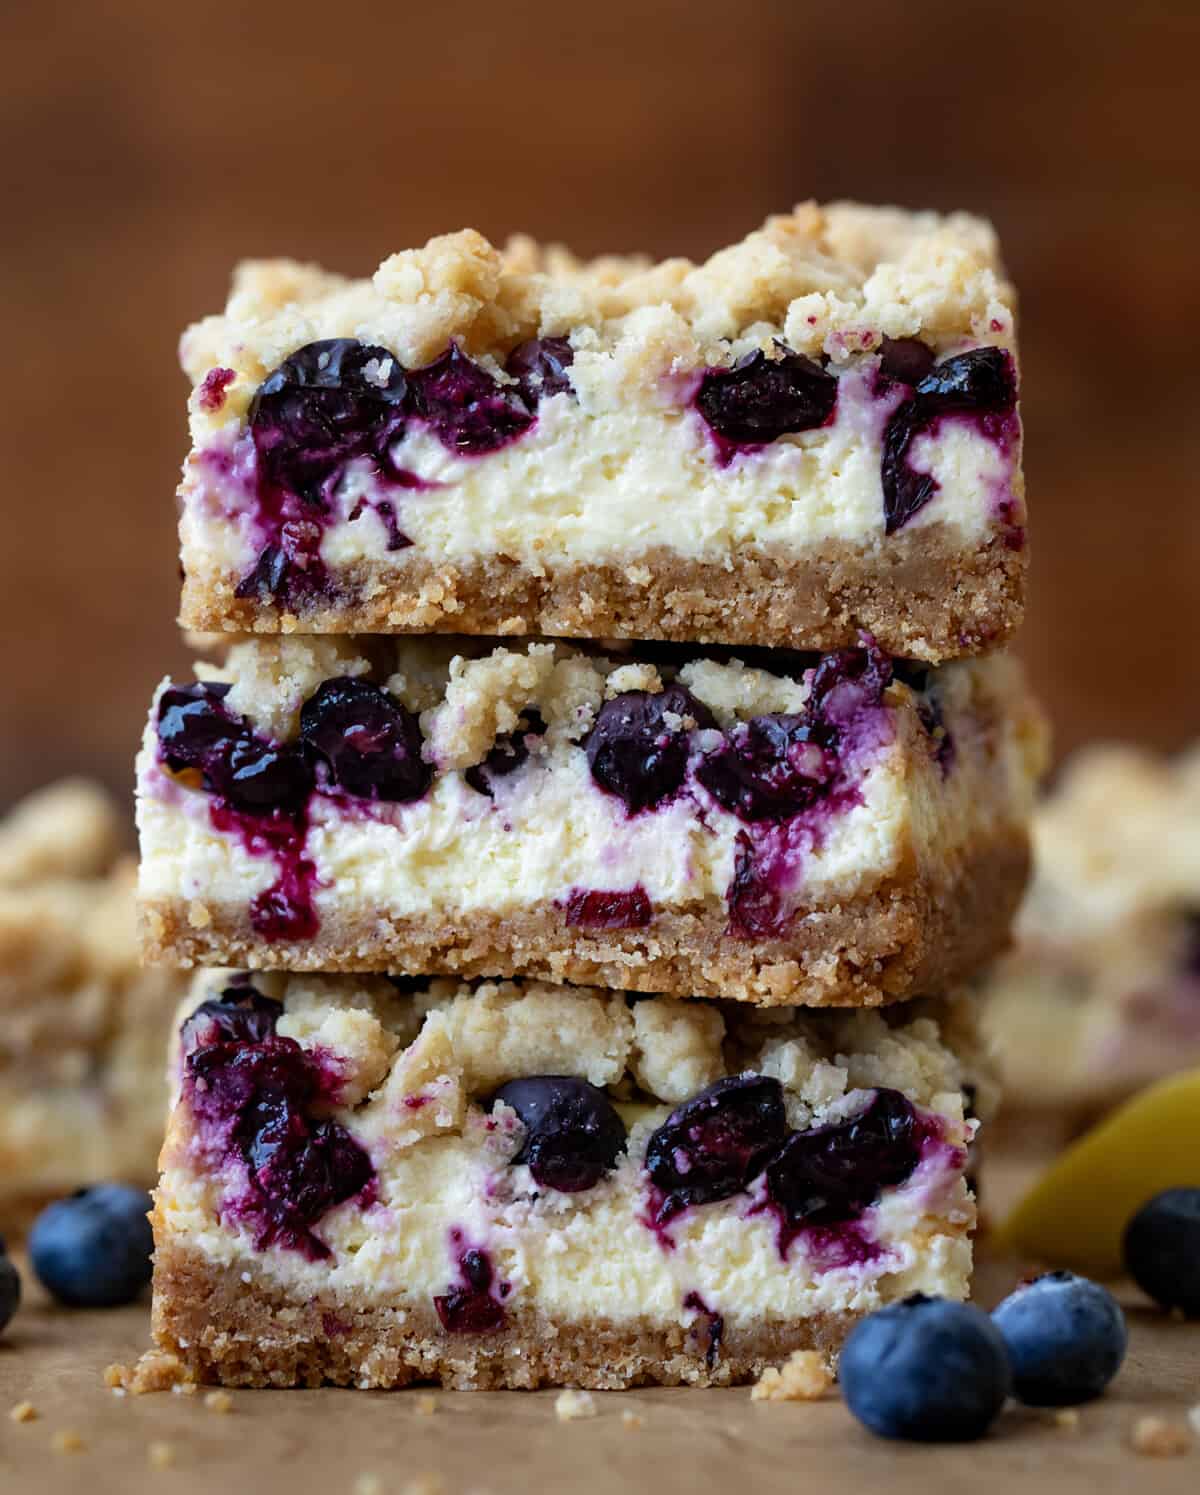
[158,1104,974,1328]
[179,364,1020,580]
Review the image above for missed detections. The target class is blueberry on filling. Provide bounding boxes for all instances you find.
[504,337,574,406]
[434,1242,507,1333]
[762,1089,922,1228]
[409,343,533,454]
[180,982,283,1056]
[157,682,313,813]
[881,347,1017,534]
[491,1076,627,1193]
[695,715,836,822]
[694,345,837,447]
[299,676,432,803]
[464,707,545,796]
[585,685,716,814]
[249,338,409,507]
[645,1075,788,1222]
[184,999,372,1259]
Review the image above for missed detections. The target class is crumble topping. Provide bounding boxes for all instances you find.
[0,777,122,885]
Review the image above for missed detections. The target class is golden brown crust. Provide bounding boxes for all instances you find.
[151,1241,857,1390]
[139,830,1029,1006]
[179,531,1026,664]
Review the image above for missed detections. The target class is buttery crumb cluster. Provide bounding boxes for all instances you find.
[133,201,1039,1391]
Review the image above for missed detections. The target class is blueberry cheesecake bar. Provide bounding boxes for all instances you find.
[177,202,1024,661]
[983,743,1200,1118]
[0,781,183,1224]
[136,635,1045,1005]
[151,972,995,1389]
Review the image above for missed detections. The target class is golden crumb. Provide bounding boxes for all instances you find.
[103,1362,130,1388]
[1053,1409,1080,1432]
[555,1389,597,1421]
[108,1347,195,1395]
[1130,1416,1192,1457]
[9,1401,37,1424]
[751,1350,832,1402]
[52,1429,85,1454]
[400,1479,446,1495]
[414,1393,437,1417]
[148,1442,176,1470]
[353,1477,384,1495]
[621,1408,645,1430]
[172,1381,199,1396]
[1189,1404,1200,1437]
[204,1390,234,1414]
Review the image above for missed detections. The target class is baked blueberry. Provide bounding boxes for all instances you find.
[645,1074,788,1221]
[410,344,533,454]
[695,713,835,822]
[1123,1188,1200,1317]
[179,982,282,1056]
[840,1295,1011,1441]
[299,676,432,803]
[464,707,545,796]
[29,1185,154,1308]
[492,1076,627,1193]
[992,1271,1127,1405]
[157,683,313,812]
[695,346,837,447]
[504,337,574,406]
[585,686,715,814]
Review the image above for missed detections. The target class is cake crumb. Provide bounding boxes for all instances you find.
[205,1390,234,1414]
[52,1429,85,1454]
[621,1408,645,1430]
[555,1389,597,1421]
[1130,1415,1192,1457]
[148,1441,176,1470]
[104,1362,130,1388]
[751,1350,832,1402]
[354,1478,384,1495]
[172,1380,199,1396]
[414,1393,437,1417]
[1189,1404,1200,1437]
[1053,1408,1080,1432]
[107,1348,196,1395]
[9,1401,37,1423]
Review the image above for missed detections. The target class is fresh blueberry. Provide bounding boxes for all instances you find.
[0,1255,19,1334]
[504,337,574,405]
[840,1295,1011,1441]
[992,1271,1127,1406]
[409,343,533,454]
[464,707,545,796]
[299,676,432,803]
[179,982,282,1056]
[645,1074,788,1221]
[492,1076,627,1193]
[763,1089,923,1228]
[694,345,837,446]
[29,1185,154,1308]
[1123,1188,1200,1317]
[585,685,716,814]
[250,338,409,506]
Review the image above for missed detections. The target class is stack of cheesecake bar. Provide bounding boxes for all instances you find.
[135,202,1046,1389]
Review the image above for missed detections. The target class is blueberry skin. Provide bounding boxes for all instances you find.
[840,1295,1011,1442]
[992,1271,1127,1406]
[0,1255,20,1333]
[29,1185,154,1308]
[1123,1188,1200,1316]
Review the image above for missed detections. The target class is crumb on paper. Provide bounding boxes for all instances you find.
[1053,1408,1080,1432]
[414,1393,437,1417]
[205,1390,234,1414]
[9,1401,37,1423]
[354,1477,384,1495]
[106,1348,196,1395]
[1189,1404,1200,1437]
[750,1350,832,1402]
[555,1389,597,1421]
[621,1408,645,1430]
[1130,1416,1192,1457]
[148,1442,176,1470]
[52,1429,85,1454]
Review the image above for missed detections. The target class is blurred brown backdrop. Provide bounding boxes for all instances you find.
[2,0,1198,809]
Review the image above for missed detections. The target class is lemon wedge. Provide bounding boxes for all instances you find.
[993,1068,1200,1276]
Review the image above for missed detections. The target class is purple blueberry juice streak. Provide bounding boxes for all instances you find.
[682,1290,725,1368]
[563,886,653,930]
[434,1229,508,1333]
[209,800,320,942]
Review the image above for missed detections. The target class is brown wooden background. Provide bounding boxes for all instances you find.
[2,0,1198,809]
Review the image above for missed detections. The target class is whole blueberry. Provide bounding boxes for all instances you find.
[0,1255,19,1334]
[992,1271,1127,1406]
[300,676,432,803]
[179,982,282,1056]
[840,1295,1011,1442]
[1123,1188,1200,1317]
[29,1185,154,1308]
[409,343,532,454]
[492,1075,627,1193]
[695,713,835,822]
[504,337,574,405]
[695,346,837,446]
[585,685,716,814]
[644,1074,788,1221]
